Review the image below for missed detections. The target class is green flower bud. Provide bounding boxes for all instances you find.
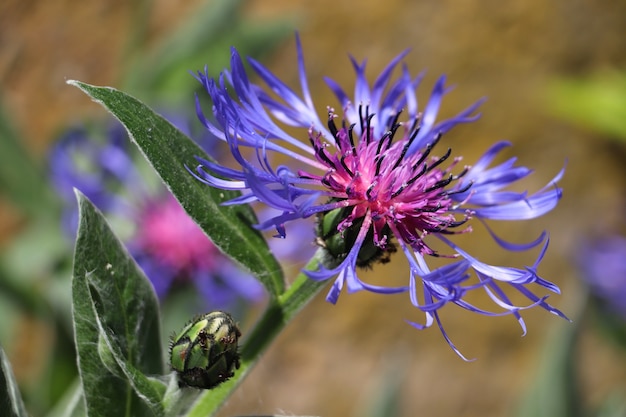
[169,311,241,389]
[315,202,396,269]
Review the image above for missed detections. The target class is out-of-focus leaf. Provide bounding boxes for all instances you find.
[123,0,291,100]
[44,380,85,417]
[0,219,69,320]
[67,80,284,298]
[0,345,28,417]
[357,350,408,417]
[0,99,59,218]
[72,191,164,417]
[595,392,626,417]
[515,314,582,417]
[546,72,626,141]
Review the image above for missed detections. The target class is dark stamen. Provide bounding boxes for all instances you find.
[411,133,443,170]
[452,166,469,180]
[377,122,402,155]
[359,105,364,133]
[348,123,356,151]
[430,217,470,233]
[391,138,413,171]
[391,163,428,198]
[366,182,376,200]
[425,147,452,173]
[418,203,442,213]
[317,148,337,169]
[328,113,338,139]
[375,154,385,176]
[377,132,390,154]
[376,123,399,156]
[444,181,473,197]
[365,111,374,144]
[385,110,403,138]
[406,163,428,186]
[340,155,354,177]
[423,174,455,193]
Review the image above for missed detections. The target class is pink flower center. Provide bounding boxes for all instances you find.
[301,108,472,256]
[136,196,217,272]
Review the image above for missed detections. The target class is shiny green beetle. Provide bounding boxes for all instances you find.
[169,311,241,389]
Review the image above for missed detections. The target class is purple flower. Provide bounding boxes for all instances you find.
[191,36,567,357]
[49,122,264,310]
[579,236,626,320]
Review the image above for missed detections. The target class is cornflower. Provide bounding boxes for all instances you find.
[191,36,566,357]
[49,122,264,309]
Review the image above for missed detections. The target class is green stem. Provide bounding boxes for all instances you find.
[184,251,328,417]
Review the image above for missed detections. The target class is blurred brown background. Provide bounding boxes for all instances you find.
[2,0,626,416]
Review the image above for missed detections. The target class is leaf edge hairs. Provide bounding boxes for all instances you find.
[169,311,241,390]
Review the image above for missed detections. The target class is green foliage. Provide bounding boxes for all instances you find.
[65,81,330,416]
[515,316,581,417]
[72,191,165,417]
[0,346,28,417]
[0,2,313,416]
[185,257,327,417]
[123,0,291,102]
[546,71,626,141]
[0,99,60,220]
[67,81,285,299]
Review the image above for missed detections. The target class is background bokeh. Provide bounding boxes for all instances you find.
[1,0,626,416]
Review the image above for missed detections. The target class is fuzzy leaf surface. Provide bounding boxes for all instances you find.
[72,191,164,417]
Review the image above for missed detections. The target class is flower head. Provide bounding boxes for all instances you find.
[49,121,264,310]
[191,36,566,357]
[579,235,626,320]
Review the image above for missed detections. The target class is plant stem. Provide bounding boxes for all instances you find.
[184,251,328,417]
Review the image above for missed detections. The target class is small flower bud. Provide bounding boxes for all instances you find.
[169,311,241,389]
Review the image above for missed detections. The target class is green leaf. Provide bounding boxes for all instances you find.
[515,315,582,417]
[72,191,165,417]
[123,0,243,95]
[67,80,284,298]
[93,322,166,410]
[358,352,407,417]
[0,98,60,219]
[122,0,292,101]
[0,345,28,417]
[44,380,85,417]
[160,374,201,417]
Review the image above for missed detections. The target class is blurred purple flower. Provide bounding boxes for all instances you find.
[579,235,626,320]
[191,36,566,357]
[49,122,264,309]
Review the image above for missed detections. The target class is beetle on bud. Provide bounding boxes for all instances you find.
[169,311,241,389]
